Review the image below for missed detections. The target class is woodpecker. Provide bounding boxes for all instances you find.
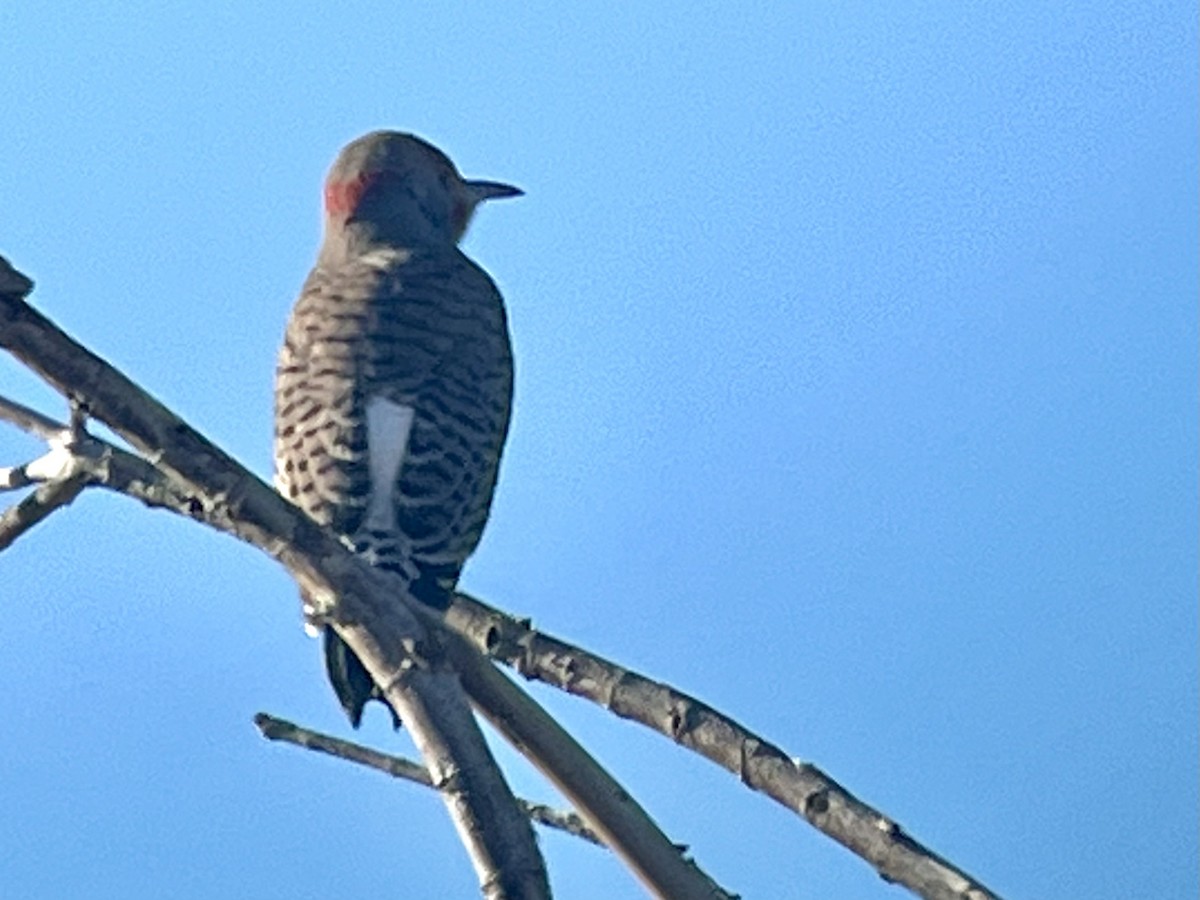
[274,130,521,725]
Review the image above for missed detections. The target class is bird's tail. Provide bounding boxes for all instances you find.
[318,569,455,728]
[323,628,402,729]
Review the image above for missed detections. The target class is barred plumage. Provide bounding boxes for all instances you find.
[273,132,520,726]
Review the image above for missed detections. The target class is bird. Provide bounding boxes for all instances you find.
[273,130,522,726]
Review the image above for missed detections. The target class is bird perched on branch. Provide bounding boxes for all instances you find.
[274,130,522,726]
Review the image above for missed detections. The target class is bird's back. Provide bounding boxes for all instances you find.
[274,246,514,600]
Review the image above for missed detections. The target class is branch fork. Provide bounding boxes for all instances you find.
[1,254,1002,900]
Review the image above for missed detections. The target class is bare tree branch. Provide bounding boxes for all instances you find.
[1,254,1006,900]
[448,637,735,899]
[0,405,214,523]
[0,396,735,900]
[0,467,88,548]
[446,593,1001,900]
[254,713,605,847]
[0,255,33,295]
[0,274,550,900]
[0,263,727,900]
[0,393,67,443]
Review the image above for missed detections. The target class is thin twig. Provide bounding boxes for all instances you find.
[0,402,211,522]
[0,393,68,442]
[0,471,89,550]
[254,713,605,847]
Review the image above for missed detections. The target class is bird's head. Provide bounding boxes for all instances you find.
[321,131,521,252]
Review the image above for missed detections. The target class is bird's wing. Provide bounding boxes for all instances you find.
[273,249,512,586]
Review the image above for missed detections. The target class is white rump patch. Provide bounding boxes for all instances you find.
[364,395,414,533]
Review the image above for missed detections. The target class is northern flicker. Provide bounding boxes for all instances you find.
[274,131,521,726]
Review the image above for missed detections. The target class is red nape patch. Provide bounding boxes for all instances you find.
[324,172,374,218]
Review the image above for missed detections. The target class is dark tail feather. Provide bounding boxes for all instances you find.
[323,629,401,729]
[320,570,454,728]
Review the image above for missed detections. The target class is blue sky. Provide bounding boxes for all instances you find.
[1,3,1196,898]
